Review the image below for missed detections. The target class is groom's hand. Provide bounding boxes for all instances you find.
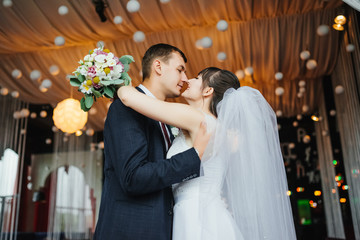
[193,121,212,160]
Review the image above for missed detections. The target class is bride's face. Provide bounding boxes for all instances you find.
[181,75,204,103]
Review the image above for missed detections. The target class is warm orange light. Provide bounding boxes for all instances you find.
[337,182,342,187]
[333,23,344,31]
[332,189,336,193]
[314,190,322,196]
[340,198,346,203]
[334,15,346,25]
[342,185,349,190]
[287,191,292,196]
[311,115,319,121]
[296,187,304,192]
[309,200,314,204]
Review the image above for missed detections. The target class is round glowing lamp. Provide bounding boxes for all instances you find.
[53,98,88,133]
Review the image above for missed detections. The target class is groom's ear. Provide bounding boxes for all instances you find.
[153,59,162,76]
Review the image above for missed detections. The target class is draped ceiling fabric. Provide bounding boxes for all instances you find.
[0,0,344,131]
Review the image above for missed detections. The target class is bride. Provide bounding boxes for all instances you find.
[118,67,296,239]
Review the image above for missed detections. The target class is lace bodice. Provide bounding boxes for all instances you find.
[166,114,222,203]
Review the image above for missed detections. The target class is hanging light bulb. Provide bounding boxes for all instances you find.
[53,98,88,133]
[333,23,344,31]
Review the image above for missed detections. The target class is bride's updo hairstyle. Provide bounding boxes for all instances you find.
[199,67,240,117]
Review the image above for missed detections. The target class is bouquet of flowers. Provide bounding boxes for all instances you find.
[70,46,134,111]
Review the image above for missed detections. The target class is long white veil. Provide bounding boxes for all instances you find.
[200,86,297,239]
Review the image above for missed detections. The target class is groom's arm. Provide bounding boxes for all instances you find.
[105,99,201,196]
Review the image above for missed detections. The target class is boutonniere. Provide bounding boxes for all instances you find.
[170,126,180,137]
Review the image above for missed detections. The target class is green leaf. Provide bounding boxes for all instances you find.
[123,63,130,72]
[85,95,94,108]
[70,78,81,87]
[119,55,135,65]
[91,88,102,98]
[77,74,86,82]
[104,86,114,98]
[80,97,88,111]
[121,72,132,86]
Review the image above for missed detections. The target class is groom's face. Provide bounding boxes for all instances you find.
[161,52,188,98]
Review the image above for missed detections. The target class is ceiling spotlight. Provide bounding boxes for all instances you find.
[334,15,346,25]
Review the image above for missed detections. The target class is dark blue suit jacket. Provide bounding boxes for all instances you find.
[94,88,201,240]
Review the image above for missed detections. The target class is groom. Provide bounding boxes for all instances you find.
[94,43,208,239]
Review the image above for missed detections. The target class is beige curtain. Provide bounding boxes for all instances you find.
[315,83,345,239]
[331,8,360,240]
[0,0,343,130]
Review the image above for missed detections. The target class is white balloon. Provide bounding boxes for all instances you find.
[41,79,52,88]
[39,85,48,93]
[89,108,97,115]
[13,111,21,119]
[346,44,355,52]
[49,65,60,75]
[20,108,30,118]
[160,0,171,3]
[40,110,47,118]
[244,66,253,76]
[317,25,330,36]
[275,87,284,96]
[306,59,317,70]
[297,92,303,98]
[335,85,344,94]
[86,129,95,136]
[54,36,65,46]
[235,70,245,79]
[201,37,213,48]
[302,105,309,112]
[113,15,123,24]
[329,109,336,116]
[299,87,306,93]
[276,110,283,117]
[12,69,22,79]
[216,20,228,31]
[30,112,37,119]
[0,88,9,96]
[97,41,105,48]
[300,50,310,60]
[127,0,140,13]
[30,70,41,81]
[133,31,145,42]
[275,72,283,80]
[58,5,69,15]
[298,80,306,87]
[11,91,19,98]
[2,0,12,7]
[195,39,203,49]
[217,52,227,61]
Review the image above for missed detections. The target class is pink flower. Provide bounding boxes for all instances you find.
[87,66,97,78]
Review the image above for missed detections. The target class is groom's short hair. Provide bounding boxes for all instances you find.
[142,43,187,81]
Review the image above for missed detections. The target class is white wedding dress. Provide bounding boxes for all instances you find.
[166,114,244,240]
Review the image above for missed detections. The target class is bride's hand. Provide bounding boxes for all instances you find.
[117,85,136,106]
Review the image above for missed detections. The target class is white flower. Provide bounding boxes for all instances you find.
[77,66,88,76]
[78,60,84,65]
[95,54,106,63]
[110,70,121,79]
[85,61,93,67]
[79,81,92,94]
[113,64,123,74]
[171,127,179,137]
[107,58,117,67]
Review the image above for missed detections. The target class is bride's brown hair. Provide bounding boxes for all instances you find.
[199,67,240,117]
